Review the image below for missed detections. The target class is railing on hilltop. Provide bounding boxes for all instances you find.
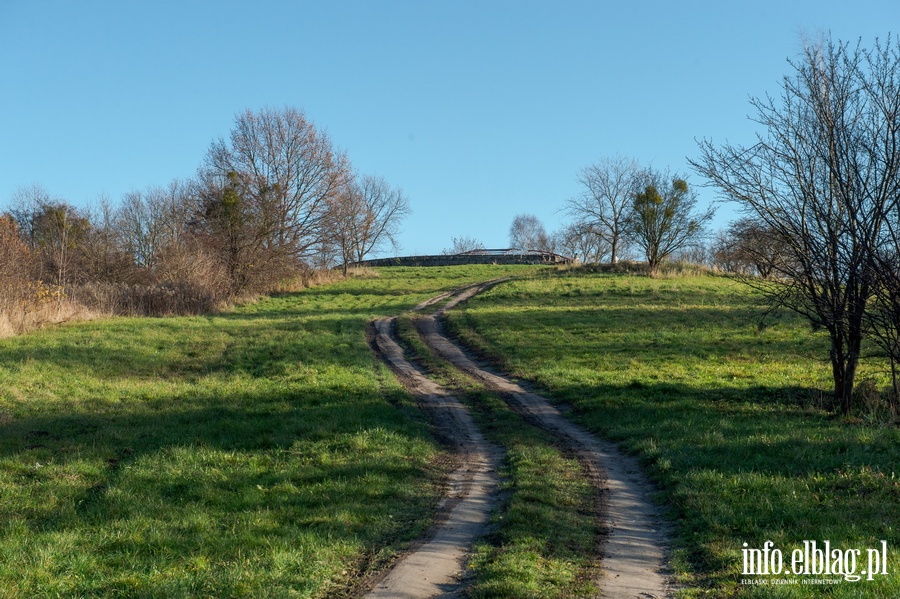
[349,249,574,268]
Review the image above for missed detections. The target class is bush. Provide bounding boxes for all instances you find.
[71,281,226,317]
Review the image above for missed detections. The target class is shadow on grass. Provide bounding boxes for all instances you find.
[554,379,899,472]
[0,381,439,594]
[544,379,900,588]
[0,298,445,595]
[0,313,385,381]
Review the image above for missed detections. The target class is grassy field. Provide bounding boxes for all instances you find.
[447,269,900,598]
[0,265,541,598]
[6,264,898,597]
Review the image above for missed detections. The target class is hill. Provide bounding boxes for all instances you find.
[1,265,898,597]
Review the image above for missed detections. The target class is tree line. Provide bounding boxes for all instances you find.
[490,160,716,275]
[0,107,410,328]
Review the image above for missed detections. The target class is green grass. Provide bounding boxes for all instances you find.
[465,429,597,599]
[9,264,897,597]
[395,314,598,598]
[446,270,900,598]
[0,265,544,598]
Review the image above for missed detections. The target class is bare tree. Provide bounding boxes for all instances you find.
[116,180,193,273]
[353,175,411,260]
[627,170,714,275]
[553,221,608,264]
[328,175,411,273]
[195,171,267,292]
[10,186,90,288]
[713,217,793,278]
[443,235,485,255]
[118,188,169,272]
[79,195,135,284]
[671,241,713,267]
[866,197,900,409]
[568,156,641,263]
[198,106,351,290]
[9,184,53,254]
[867,241,900,409]
[509,213,550,252]
[692,36,900,414]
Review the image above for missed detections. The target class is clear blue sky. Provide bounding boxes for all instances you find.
[1,1,897,256]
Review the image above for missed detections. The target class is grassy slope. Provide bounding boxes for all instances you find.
[0,265,540,598]
[447,270,900,598]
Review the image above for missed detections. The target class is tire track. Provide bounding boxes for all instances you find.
[415,281,674,599]
[365,280,674,598]
[364,315,502,598]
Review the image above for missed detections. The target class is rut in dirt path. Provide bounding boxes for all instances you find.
[364,315,503,599]
[416,280,675,599]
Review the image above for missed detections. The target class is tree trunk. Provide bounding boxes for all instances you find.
[891,356,899,415]
[647,248,660,276]
[831,332,862,415]
[830,345,846,414]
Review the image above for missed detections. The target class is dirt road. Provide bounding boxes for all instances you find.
[364,281,673,598]
[364,316,502,598]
